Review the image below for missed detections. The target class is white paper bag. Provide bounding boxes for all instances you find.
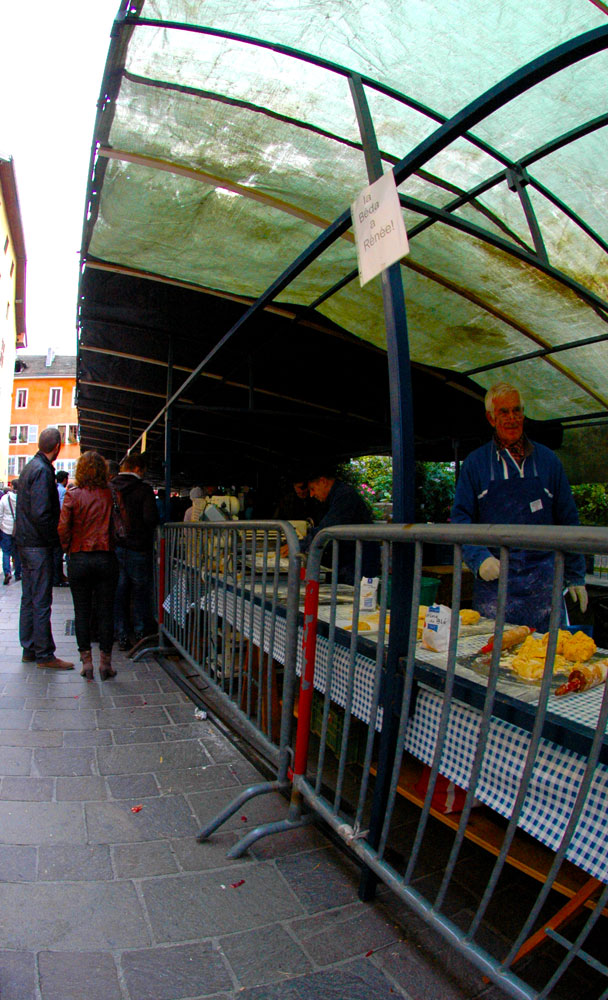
[422,603,453,652]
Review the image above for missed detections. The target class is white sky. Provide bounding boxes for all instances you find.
[0,1,121,357]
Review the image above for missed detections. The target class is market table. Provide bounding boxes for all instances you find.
[163,575,608,884]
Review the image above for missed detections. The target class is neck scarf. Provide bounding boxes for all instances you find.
[495,433,526,466]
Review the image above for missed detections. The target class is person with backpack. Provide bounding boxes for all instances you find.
[110,452,159,650]
[0,479,21,584]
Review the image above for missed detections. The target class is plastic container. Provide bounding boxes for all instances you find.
[381,574,439,609]
[420,576,440,605]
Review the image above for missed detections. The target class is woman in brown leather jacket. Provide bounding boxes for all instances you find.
[58,451,119,680]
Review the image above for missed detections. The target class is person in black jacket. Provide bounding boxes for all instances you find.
[301,469,380,584]
[15,427,74,669]
[111,452,159,650]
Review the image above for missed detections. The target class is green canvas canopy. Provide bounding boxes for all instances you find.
[77,0,608,484]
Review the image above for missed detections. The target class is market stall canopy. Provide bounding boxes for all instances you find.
[77,0,608,482]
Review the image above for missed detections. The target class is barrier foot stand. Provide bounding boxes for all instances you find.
[227,813,314,859]
[131,638,174,661]
[196,780,290,843]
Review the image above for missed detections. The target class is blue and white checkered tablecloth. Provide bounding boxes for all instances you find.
[164,583,608,882]
[404,686,608,883]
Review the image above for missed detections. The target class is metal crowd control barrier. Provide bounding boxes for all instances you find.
[201,521,608,999]
[152,519,303,836]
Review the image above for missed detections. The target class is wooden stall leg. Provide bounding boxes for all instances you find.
[510,876,603,967]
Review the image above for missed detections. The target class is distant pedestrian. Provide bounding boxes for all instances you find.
[53,469,70,586]
[15,428,74,670]
[183,486,203,523]
[58,451,119,681]
[0,479,21,584]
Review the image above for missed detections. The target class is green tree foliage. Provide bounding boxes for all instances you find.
[571,483,608,526]
[345,457,608,527]
[343,456,455,522]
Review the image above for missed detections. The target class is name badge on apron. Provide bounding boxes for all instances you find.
[530,498,543,513]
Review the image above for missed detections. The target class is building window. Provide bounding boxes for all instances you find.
[71,386,77,408]
[55,424,67,445]
[68,424,79,445]
[49,387,62,408]
[17,457,27,473]
[7,457,16,477]
[9,424,37,444]
[55,459,76,475]
[15,388,27,409]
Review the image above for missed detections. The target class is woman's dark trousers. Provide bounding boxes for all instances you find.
[68,552,119,654]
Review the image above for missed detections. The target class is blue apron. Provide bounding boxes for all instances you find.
[474,451,558,632]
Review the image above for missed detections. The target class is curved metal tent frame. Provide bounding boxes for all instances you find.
[77,3,608,494]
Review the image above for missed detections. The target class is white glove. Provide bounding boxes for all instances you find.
[479,556,501,582]
[568,585,588,614]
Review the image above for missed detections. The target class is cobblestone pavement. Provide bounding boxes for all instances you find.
[0,575,589,1000]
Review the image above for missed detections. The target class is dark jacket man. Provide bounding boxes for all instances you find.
[303,474,380,584]
[15,452,61,549]
[111,472,159,551]
[15,428,73,669]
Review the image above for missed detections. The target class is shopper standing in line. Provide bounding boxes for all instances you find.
[111,452,159,650]
[58,451,119,681]
[14,428,74,669]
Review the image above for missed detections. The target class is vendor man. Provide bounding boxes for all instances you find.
[273,476,321,524]
[450,381,587,632]
[298,469,380,584]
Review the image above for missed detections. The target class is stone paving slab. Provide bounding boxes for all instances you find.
[218,923,313,988]
[0,950,37,1000]
[141,863,303,942]
[34,746,96,776]
[38,950,123,1000]
[38,844,114,881]
[121,941,233,999]
[1,775,54,800]
[0,800,87,844]
[0,745,32,775]
[86,794,199,843]
[237,958,404,999]
[274,847,361,914]
[97,738,210,774]
[112,840,180,879]
[288,900,402,967]
[0,843,37,882]
[0,881,150,950]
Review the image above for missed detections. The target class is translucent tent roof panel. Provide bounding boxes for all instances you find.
[78,0,608,478]
[141,0,606,113]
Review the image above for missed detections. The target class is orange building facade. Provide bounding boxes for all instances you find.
[9,354,79,480]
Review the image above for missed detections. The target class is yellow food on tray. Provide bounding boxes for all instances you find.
[509,630,596,680]
[549,629,596,662]
[417,605,428,639]
[345,610,391,633]
[459,609,481,625]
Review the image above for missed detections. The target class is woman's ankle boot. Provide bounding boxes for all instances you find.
[79,649,94,681]
[99,651,116,681]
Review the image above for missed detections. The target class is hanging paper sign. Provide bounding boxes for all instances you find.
[351,171,409,287]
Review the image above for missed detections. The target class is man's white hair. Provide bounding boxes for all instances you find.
[484,382,524,415]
